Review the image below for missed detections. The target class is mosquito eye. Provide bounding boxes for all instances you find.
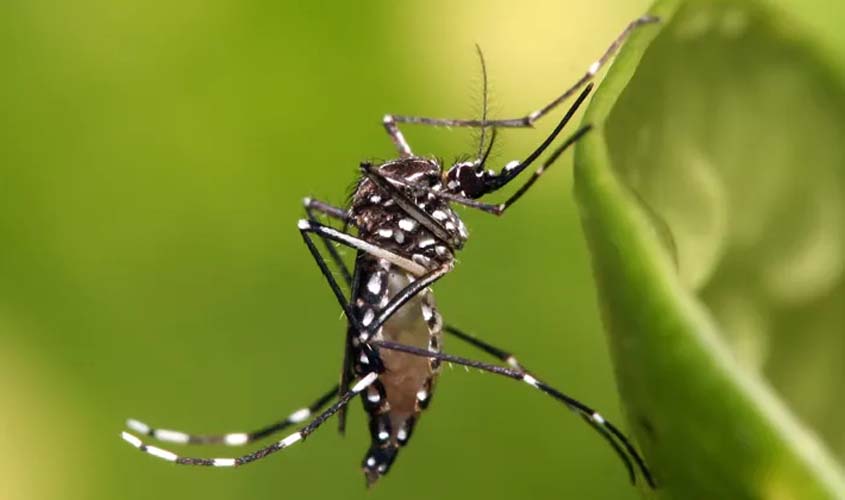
[456,165,487,199]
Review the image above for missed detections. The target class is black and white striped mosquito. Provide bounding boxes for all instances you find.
[122,15,659,490]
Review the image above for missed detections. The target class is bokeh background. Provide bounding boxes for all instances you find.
[1,1,842,499]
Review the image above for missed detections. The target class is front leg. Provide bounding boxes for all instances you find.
[382,115,413,157]
[384,16,658,130]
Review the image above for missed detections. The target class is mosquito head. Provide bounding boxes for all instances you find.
[443,126,500,199]
[443,160,495,199]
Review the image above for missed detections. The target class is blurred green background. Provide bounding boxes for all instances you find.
[0,1,842,499]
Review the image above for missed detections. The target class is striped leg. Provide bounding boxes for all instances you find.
[300,197,358,434]
[440,326,638,483]
[378,16,657,171]
[384,16,658,130]
[125,385,337,447]
[443,325,524,371]
[303,197,354,285]
[382,114,413,157]
[370,340,655,488]
[121,373,378,467]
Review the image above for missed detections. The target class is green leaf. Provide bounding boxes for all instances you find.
[573,0,845,498]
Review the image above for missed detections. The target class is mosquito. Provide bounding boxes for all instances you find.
[122,15,659,490]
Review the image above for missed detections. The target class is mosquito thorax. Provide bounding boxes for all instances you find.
[350,157,469,260]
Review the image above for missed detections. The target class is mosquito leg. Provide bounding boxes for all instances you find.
[304,197,350,224]
[298,219,432,332]
[387,16,658,130]
[577,413,636,484]
[370,340,655,488]
[304,197,354,286]
[360,262,453,342]
[300,215,453,344]
[126,385,338,447]
[301,197,356,434]
[298,220,452,338]
[337,331,355,435]
[382,115,413,157]
[298,220,427,277]
[298,218,432,336]
[121,373,379,467]
[442,325,524,371]
[299,224,366,333]
[439,325,635,482]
